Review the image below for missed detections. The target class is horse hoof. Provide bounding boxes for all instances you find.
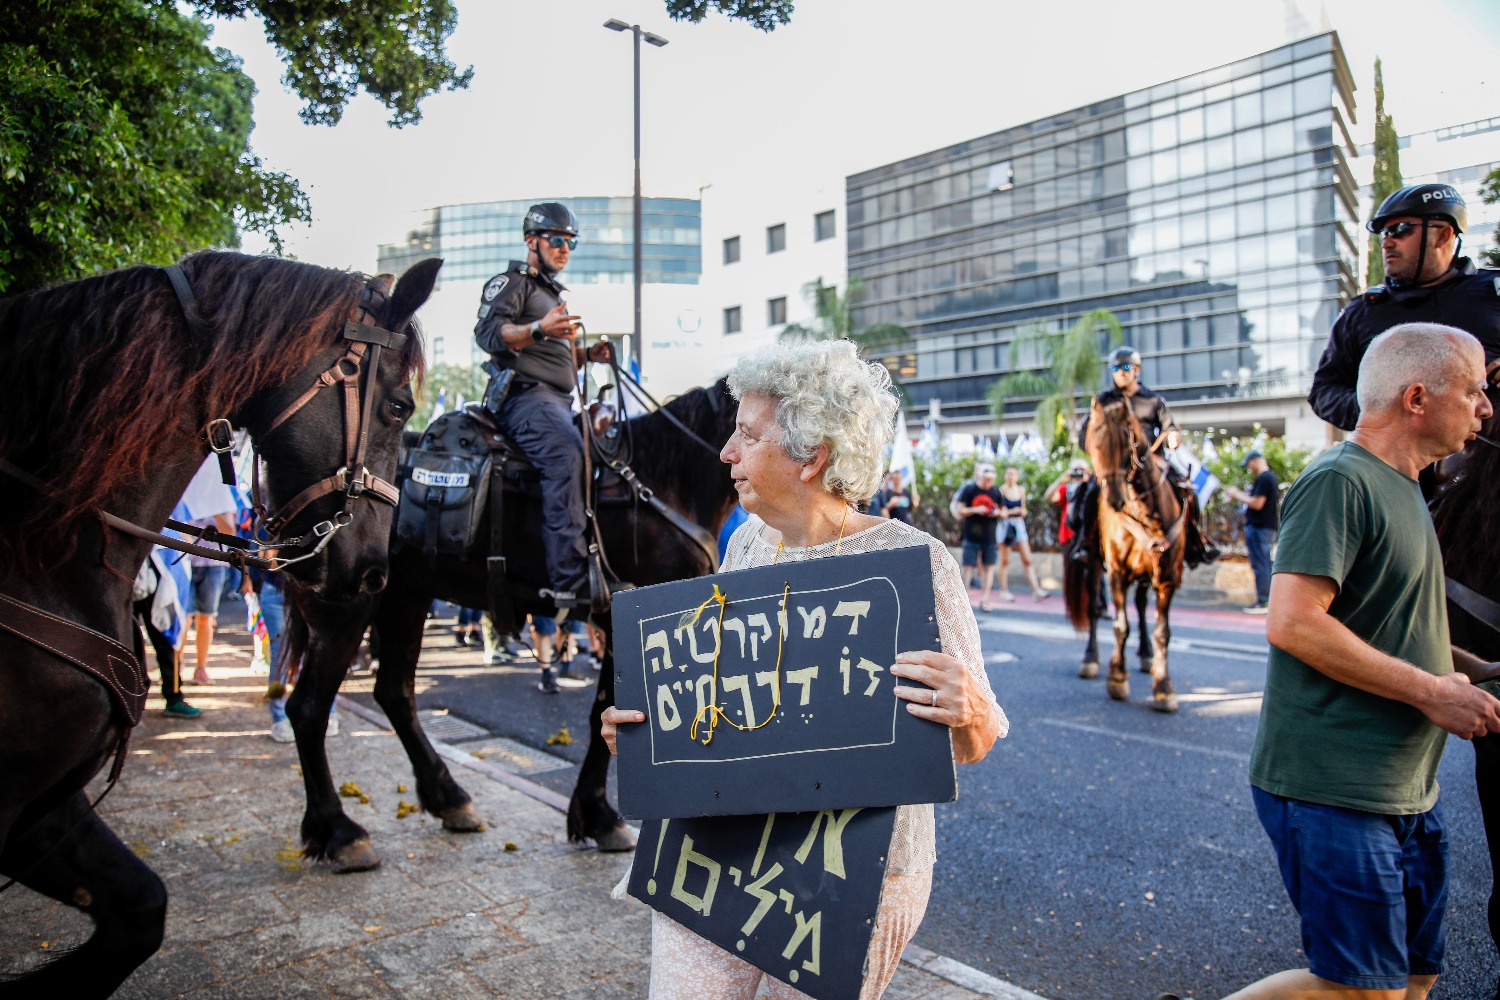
[1078,662,1099,679]
[1153,695,1180,713]
[1138,662,1152,674]
[1106,681,1129,702]
[594,820,638,853]
[328,839,382,873]
[440,803,485,833]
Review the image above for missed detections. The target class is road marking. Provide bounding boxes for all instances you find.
[1038,718,1252,762]
[980,617,1268,662]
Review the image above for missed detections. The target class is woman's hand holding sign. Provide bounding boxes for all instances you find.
[891,649,999,764]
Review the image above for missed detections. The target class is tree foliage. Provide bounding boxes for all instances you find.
[1366,58,1403,288]
[0,0,471,295]
[664,0,794,31]
[1481,166,1500,268]
[985,309,1124,450]
[779,276,912,378]
[415,362,489,423]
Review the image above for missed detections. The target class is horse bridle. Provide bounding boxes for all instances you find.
[1096,402,1187,553]
[92,265,409,572]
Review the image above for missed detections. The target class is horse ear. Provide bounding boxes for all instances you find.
[385,258,444,331]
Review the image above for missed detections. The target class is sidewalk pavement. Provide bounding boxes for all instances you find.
[0,616,1035,999]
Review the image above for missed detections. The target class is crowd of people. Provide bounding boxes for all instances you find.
[139,184,1500,999]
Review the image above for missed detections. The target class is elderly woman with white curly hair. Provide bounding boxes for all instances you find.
[603,339,1007,1000]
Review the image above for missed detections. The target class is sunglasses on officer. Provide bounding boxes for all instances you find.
[1110,363,1138,372]
[538,234,578,250]
[1377,220,1443,241]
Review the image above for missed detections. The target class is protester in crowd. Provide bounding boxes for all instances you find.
[602,339,1005,1000]
[131,551,199,718]
[1224,450,1279,615]
[1194,324,1500,1000]
[177,455,238,686]
[1045,460,1092,552]
[872,468,919,525]
[951,463,1005,611]
[994,465,1048,602]
[530,615,592,694]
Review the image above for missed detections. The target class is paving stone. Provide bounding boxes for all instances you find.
[354,913,525,990]
[115,944,221,999]
[199,910,371,981]
[466,933,638,997]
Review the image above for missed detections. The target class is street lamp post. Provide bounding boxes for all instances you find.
[604,18,668,374]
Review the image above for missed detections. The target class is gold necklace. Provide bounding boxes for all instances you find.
[773,504,851,564]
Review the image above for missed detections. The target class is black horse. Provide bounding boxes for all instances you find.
[281,378,740,871]
[1431,399,1500,999]
[0,252,435,995]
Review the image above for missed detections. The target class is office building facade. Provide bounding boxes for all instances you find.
[846,34,1359,445]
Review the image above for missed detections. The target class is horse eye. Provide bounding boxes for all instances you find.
[388,400,410,419]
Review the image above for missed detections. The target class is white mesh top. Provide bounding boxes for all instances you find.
[723,514,1007,874]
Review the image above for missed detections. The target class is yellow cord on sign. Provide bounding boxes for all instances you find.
[687,582,791,746]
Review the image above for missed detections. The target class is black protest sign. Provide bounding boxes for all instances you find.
[614,545,953,819]
[629,807,897,1000]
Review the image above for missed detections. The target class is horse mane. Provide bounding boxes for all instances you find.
[620,377,734,524]
[0,251,424,563]
[1433,404,1500,589]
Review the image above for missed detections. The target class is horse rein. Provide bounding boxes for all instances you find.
[1100,403,1187,553]
[173,267,408,571]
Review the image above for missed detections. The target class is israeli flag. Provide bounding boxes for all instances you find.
[995,432,1010,457]
[1170,442,1220,506]
[430,388,447,422]
[890,409,915,481]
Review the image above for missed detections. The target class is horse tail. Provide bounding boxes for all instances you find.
[1062,540,1097,632]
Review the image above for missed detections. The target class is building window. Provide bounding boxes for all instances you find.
[724,306,742,335]
[987,160,1014,192]
[723,235,740,265]
[433,337,446,362]
[816,283,838,315]
[814,210,836,242]
[767,297,787,326]
[767,223,786,254]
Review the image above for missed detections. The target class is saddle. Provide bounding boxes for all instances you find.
[395,405,620,634]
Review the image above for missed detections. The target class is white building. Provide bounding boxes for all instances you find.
[696,175,848,371]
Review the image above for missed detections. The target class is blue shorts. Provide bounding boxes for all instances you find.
[530,616,587,638]
[186,565,228,620]
[1252,786,1447,989]
[961,539,998,567]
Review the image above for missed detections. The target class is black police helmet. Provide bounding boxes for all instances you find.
[523,202,580,237]
[1367,183,1467,234]
[1110,346,1142,368]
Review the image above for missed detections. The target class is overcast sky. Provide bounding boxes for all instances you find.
[219,0,1499,272]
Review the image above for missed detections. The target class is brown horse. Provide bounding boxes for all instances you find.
[1064,395,1186,711]
[0,252,435,995]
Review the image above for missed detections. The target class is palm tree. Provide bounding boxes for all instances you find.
[986,308,1124,447]
[779,277,911,372]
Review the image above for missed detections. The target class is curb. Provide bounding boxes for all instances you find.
[334,695,1045,1000]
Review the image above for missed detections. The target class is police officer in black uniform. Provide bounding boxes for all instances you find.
[474,202,610,608]
[1309,183,1500,431]
[1074,346,1219,567]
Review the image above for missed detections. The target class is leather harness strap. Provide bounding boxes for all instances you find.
[0,593,144,781]
[1448,575,1500,637]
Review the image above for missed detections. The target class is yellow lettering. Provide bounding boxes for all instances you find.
[669,835,722,916]
[832,600,872,636]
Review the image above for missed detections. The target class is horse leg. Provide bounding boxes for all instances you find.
[1149,581,1178,713]
[1106,571,1131,702]
[0,793,165,997]
[1136,581,1153,672]
[289,603,380,872]
[1079,560,1101,680]
[370,590,481,833]
[567,636,636,852]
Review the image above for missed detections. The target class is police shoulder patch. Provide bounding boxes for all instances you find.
[483,275,509,302]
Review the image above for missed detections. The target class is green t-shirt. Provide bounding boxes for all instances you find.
[1248,441,1451,815]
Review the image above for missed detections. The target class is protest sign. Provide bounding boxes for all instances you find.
[629,807,897,1000]
[614,545,954,819]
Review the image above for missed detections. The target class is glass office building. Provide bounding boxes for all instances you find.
[376,196,701,287]
[846,34,1359,436]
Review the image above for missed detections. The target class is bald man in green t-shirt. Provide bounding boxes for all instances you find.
[1214,324,1500,1000]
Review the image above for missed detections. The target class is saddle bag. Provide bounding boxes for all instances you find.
[396,411,494,557]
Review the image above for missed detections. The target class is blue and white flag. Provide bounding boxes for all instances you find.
[994,432,1010,458]
[1170,443,1220,506]
[431,388,447,422]
[889,409,915,482]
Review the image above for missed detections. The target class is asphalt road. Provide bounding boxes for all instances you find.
[348,599,1500,1000]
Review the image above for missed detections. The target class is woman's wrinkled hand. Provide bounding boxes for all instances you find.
[601,705,645,756]
[890,649,999,764]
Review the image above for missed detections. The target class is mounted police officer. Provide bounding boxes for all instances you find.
[1074,346,1219,567]
[1309,183,1500,431]
[474,202,611,609]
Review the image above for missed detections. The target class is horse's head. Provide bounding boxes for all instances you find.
[1085,396,1142,512]
[240,259,439,602]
